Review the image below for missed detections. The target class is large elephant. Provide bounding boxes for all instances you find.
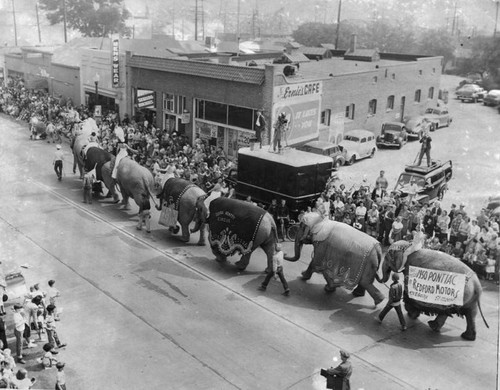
[380,240,488,341]
[284,212,385,305]
[156,178,206,244]
[71,118,99,179]
[194,197,278,271]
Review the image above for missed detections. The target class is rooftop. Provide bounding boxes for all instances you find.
[238,147,332,167]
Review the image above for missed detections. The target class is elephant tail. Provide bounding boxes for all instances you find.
[477,296,490,329]
[144,177,159,210]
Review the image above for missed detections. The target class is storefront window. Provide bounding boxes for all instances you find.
[204,101,228,124]
[196,99,205,119]
[228,105,253,129]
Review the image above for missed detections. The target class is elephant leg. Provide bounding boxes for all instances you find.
[301,262,313,280]
[169,225,180,235]
[235,253,251,271]
[212,248,227,263]
[428,313,448,332]
[362,284,385,306]
[461,306,477,341]
[179,222,191,242]
[323,271,337,293]
[196,222,206,246]
[404,301,421,319]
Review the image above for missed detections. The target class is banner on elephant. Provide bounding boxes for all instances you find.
[407,266,466,306]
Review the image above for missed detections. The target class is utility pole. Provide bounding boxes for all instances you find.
[451,0,457,36]
[195,0,198,40]
[494,0,499,37]
[201,0,205,41]
[237,0,241,38]
[12,0,18,46]
[63,0,68,43]
[335,0,342,49]
[36,2,42,43]
[172,1,175,38]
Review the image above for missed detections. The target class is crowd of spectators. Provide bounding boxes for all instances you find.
[317,170,500,283]
[0,77,237,195]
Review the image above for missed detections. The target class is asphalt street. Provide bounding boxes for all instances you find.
[0,75,498,390]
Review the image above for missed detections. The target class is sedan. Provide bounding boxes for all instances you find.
[423,107,452,129]
[455,84,486,102]
[483,90,500,107]
[404,115,433,139]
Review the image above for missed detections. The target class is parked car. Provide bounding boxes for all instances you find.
[483,90,500,107]
[298,140,347,169]
[455,84,486,102]
[403,116,432,139]
[423,107,452,129]
[376,122,408,149]
[394,160,453,204]
[339,129,377,165]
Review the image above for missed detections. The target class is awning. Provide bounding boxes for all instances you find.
[25,78,49,90]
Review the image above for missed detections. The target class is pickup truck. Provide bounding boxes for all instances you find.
[376,122,408,149]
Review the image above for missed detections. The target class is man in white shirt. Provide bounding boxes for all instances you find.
[13,304,26,364]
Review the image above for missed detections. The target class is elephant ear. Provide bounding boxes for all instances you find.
[389,241,409,272]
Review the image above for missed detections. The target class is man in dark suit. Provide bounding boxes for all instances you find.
[254,110,266,148]
[322,350,353,390]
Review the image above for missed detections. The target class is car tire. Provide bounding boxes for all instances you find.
[334,160,341,169]
[369,148,375,158]
[349,155,356,165]
[473,97,478,103]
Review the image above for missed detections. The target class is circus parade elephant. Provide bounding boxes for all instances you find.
[83,147,119,203]
[380,241,489,341]
[284,212,385,305]
[156,178,207,244]
[71,117,99,179]
[194,197,278,271]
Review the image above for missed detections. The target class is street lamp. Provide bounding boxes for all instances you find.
[93,73,100,109]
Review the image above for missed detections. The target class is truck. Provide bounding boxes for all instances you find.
[232,147,334,215]
[376,122,408,149]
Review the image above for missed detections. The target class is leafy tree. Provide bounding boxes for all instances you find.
[39,0,131,37]
[416,28,455,72]
[292,23,337,47]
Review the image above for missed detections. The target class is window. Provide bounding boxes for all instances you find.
[368,99,377,115]
[391,73,396,80]
[345,104,355,120]
[228,105,253,129]
[414,89,421,102]
[419,70,423,76]
[372,76,378,83]
[428,87,434,99]
[204,101,228,124]
[163,93,185,114]
[385,69,388,78]
[196,99,205,118]
[386,95,395,110]
[433,68,436,73]
[163,93,174,112]
[320,109,331,126]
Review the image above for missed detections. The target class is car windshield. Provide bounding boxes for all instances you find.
[487,91,500,97]
[461,85,479,91]
[425,108,438,114]
[344,135,359,142]
[405,118,420,127]
[383,124,403,131]
[395,173,425,190]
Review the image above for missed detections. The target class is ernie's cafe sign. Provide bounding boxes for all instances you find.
[274,81,322,102]
[111,34,120,88]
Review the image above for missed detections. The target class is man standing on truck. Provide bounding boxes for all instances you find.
[254,110,266,148]
[272,113,288,153]
[417,130,432,167]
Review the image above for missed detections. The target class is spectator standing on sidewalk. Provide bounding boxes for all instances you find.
[45,305,66,349]
[55,361,66,390]
[377,273,407,331]
[47,280,60,308]
[53,145,64,181]
[12,305,26,364]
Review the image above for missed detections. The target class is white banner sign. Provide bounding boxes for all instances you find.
[408,266,465,306]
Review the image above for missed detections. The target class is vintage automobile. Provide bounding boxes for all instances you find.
[339,129,377,164]
[298,140,347,169]
[403,116,432,139]
[394,161,453,204]
[376,122,408,149]
[423,107,452,129]
[483,90,500,107]
[455,84,486,103]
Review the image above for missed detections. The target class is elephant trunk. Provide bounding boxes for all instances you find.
[379,259,392,284]
[191,218,202,233]
[284,239,303,262]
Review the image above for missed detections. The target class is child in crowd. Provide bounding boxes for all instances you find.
[41,343,58,369]
[55,361,67,390]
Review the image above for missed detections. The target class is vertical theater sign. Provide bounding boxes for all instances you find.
[272,81,322,145]
[111,34,120,88]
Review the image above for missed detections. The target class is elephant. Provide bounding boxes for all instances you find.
[71,118,99,179]
[156,178,206,244]
[380,240,489,341]
[284,212,385,305]
[194,197,278,271]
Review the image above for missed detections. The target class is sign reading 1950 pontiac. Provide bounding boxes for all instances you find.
[272,81,322,145]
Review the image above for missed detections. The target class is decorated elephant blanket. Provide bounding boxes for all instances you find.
[208,198,266,256]
[162,178,196,211]
[310,220,379,290]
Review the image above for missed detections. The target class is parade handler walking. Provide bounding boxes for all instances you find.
[377,273,407,331]
[53,145,64,181]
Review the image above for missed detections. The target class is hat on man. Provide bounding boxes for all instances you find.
[56,144,61,149]
[13,304,23,310]
[56,362,65,369]
[339,350,350,359]
[392,273,400,281]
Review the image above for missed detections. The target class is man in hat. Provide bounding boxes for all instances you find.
[53,144,64,181]
[377,273,407,331]
[323,350,353,390]
[272,112,288,153]
[255,110,266,148]
[55,361,66,390]
[417,129,432,167]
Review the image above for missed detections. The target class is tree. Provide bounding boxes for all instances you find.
[39,0,131,37]
[292,23,337,47]
[416,29,455,72]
